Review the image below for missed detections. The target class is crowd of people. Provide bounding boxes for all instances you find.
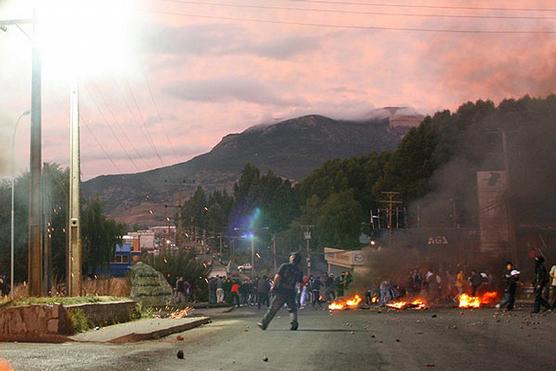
[206,274,273,309]
[361,256,556,313]
[298,271,353,308]
[188,255,556,315]
[203,271,354,309]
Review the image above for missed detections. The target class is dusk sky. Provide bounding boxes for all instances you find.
[1,0,556,179]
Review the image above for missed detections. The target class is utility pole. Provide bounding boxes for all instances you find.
[28,13,43,296]
[251,237,255,279]
[379,192,402,248]
[301,225,314,276]
[42,163,52,295]
[67,81,82,296]
[272,234,277,273]
[219,234,223,256]
[500,129,519,265]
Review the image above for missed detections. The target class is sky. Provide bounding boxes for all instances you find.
[1,0,556,180]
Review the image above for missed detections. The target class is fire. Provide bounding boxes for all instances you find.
[458,291,499,309]
[328,294,363,310]
[386,298,428,310]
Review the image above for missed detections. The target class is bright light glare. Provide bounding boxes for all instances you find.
[37,0,137,81]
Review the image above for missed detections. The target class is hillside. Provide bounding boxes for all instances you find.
[83,112,411,225]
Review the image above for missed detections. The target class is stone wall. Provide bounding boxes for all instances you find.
[82,277,131,297]
[0,305,72,342]
[65,301,137,327]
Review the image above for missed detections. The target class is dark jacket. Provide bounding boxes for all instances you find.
[534,263,549,287]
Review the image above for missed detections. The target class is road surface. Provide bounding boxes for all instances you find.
[1,305,554,370]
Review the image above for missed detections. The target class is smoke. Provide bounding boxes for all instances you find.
[0,113,12,176]
[424,23,556,105]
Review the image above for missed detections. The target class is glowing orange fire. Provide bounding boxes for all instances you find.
[328,294,363,310]
[458,291,499,308]
[386,298,428,310]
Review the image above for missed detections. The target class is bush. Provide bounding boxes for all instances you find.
[69,309,91,333]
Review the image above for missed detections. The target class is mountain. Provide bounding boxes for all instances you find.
[83,113,413,225]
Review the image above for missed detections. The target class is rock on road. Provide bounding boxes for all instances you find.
[1,306,554,371]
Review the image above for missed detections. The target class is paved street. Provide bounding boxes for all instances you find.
[1,305,555,371]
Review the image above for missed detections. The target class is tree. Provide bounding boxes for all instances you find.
[145,251,210,301]
[81,195,126,275]
[316,191,363,249]
[0,164,126,284]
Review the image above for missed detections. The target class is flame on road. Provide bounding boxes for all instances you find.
[458,291,499,308]
[328,294,363,310]
[386,298,428,310]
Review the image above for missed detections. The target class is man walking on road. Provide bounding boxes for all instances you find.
[497,261,519,311]
[258,252,304,331]
[532,256,550,313]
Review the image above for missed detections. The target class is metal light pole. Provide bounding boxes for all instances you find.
[67,80,82,296]
[302,225,314,276]
[251,237,255,279]
[10,110,30,295]
[28,12,43,296]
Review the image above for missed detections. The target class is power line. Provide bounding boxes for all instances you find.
[281,0,556,13]
[147,9,556,34]
[161,0,556,21]
[80,113,122,172]
[122,78,166,166]
[88,80,153,170]
[81,85,141,171]
[141,68,181,164]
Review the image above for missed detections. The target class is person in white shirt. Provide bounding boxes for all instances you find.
[550,263,556,309]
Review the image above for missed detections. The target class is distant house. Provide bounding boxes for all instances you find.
[109,238,141,277]
[88,235,141,277]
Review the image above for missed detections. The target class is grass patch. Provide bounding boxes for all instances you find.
[8,296,127,307]
[68,309,92,333]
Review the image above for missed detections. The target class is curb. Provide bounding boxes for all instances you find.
[108,317,211,343]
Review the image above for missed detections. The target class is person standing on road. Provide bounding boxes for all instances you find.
[336,273,345,297]
[497,261,519,311]
[532,256,550,313]
[175,277,185,304]
[231,280,241,308]
[257,275,271,309]
[549,262,556,309]
[455,270,465,297]
[311,276,322,309]
[208,277,217,305]
[469,270,483,296]
[216,276,225,304]
[258,252,304,331]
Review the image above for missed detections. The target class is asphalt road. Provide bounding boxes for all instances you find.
[1,305,555,371]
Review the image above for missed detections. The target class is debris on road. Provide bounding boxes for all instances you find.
[177,350,184,359]
[169,307,194,319]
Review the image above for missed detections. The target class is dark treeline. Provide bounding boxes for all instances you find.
[0,164,126,284]
[180,95,556,258]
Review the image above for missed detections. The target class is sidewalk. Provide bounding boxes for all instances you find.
[70,316,210,343]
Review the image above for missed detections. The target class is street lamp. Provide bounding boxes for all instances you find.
[10,109,30,295]
[234,227,269,278]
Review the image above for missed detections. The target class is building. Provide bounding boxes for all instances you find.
[109,235,141,277]
[128,230,155,252]
[324,247,371,282]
